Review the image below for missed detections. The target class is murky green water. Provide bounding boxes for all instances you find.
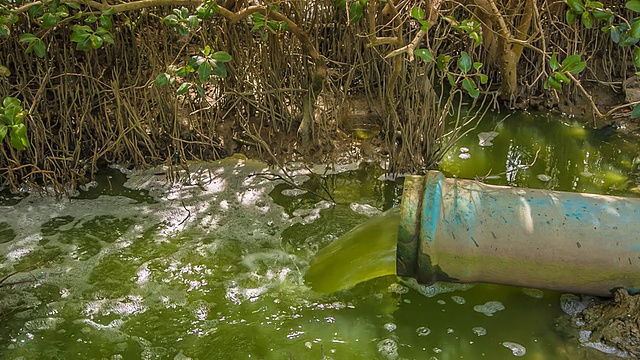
[1,112,638,359]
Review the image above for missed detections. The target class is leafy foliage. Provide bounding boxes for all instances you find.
[544,53,586,90]
[0,97,30,151]
[156,46,232,98]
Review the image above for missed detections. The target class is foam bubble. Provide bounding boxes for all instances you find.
[473,301,505,316]
[472,327,486,336]
[416,327,431,336]
[402,278,474,298]
[349,203,382,217]
[384,323,396,332]
[377,338,398,360]
[521,288,544,299]
[502,342,526,357]
[560,294,589,316]
[388,283,409,295]
[451,295,466,304]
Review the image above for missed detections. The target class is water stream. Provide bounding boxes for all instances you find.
[1,111,638,359]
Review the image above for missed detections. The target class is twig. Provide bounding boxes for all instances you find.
[178,200,191,226]
[475,147,541,182]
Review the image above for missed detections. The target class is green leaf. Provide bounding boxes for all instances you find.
[414,48,433,62]
[203,45,211,56]
[213,63,227,78]
[75,38,92,51]
[631,103,640,118]
[562,54,581,69]
[41,12,58,28]
[566,9,577,25]
[567,0,585,13]
[0,65,10,77]
[632,20,640,38]
[581,11,593,28]
[620,34,640,46]
[175,66,188,78]
[626,0,640,12]
[478,73,488,84]
[12,122,27,138]
[102,7,115,16]
[196,85,206,98]
[188,15,199,28]
[56,5,69,18]
[462,78,479,98]
[611,26,621,43]
[163,14,179,26]
[437,54,451,71]
[32,39,46,58]
[155,73,170,86]
[550,53,560,71]
[212,51,232,62]
[411,7,426,20]
[10,123,28,150]
[447,73,455,86]
[469,32,482,47]
[176,82,192,95]
[85,14,98,23]
[90,34,103,49]
[349,1,363,23]
[198,61,212,83]
[70,25,92,43]
[66,2,81,10]
[19,33,38,43]
[457,51,472,73]
[95,26,109,36]
[418,20,430,32]
[0,125,7,142]
[3,97,20,108]
[100,14,112,29]
[0,25,9,38]
[634,47,640,67]
[553,72,570,83]
[335,0,346,10]
[591,9,612,21]
[570,61,587,74]
[547,76,563,89]
[102,33,114,44]
[473,62,482,71]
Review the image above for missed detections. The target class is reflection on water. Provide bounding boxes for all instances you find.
[440,112,639,196]
[0,110,637,359]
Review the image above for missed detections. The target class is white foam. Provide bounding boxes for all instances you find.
[473,301,505,316]
[377,338,399,360]
[502,342,526,357]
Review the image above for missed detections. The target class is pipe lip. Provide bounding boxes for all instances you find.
[396,175,424,279]
[414,171,446,284]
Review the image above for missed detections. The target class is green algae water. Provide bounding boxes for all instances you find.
[304,208,399,293]
[1,111,638,359]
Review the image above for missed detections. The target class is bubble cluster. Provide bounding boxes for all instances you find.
[472,327,486,336]
[502,342,526,357]
[473,301,505,316]
[377,338,399,360]
[416,326,431,336]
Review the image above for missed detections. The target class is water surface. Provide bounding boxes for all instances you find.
[1,111,638,359]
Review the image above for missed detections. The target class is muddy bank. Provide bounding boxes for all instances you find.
[560,289,640,358]
[578,289,640,358]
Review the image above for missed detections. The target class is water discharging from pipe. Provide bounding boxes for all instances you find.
[304,207,400,293]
